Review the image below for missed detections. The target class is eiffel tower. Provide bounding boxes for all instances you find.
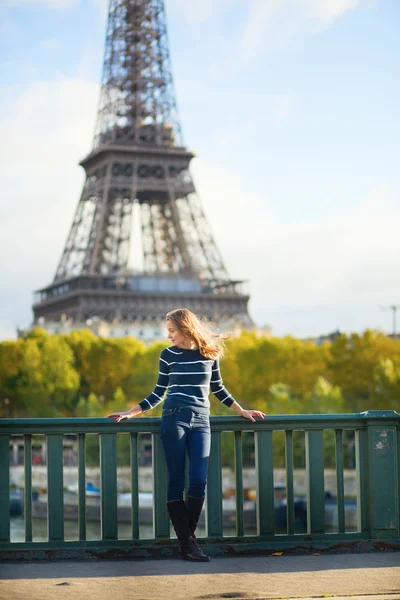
[33,0,253,337]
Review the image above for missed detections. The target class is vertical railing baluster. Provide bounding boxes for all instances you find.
[24,434,33,542]
[100,433,118,540]
[285,430,295,534]
[305,430,325,534]
[0,435,10,543]
[78,433,86,541]
[206,430,223,537]
[152,432,169,539]
[255,430,274,535]
[335,429,345,534]
[234,431,244,537]
[356,428,369,534]
[47,434,64,541]
[130,432,140,540]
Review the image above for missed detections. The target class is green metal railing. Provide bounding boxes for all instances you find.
[1,410,399,559]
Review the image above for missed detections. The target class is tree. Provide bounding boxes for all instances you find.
[372,358,400,412]
[65,333,146,408]
[328,330,400,412]
[0,340,25,416]
[4,330,80,417]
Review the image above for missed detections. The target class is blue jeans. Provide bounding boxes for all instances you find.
[160,407,211,502]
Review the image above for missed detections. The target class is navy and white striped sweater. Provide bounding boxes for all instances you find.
[138,346,235,414]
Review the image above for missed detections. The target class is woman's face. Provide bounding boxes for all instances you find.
[166,319,188,348]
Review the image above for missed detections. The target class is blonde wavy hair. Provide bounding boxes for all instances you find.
[166,308,230,360]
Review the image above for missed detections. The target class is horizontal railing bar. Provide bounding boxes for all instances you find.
[2,411,398,435]
[0,531,369,552]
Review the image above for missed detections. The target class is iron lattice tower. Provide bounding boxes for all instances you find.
[33,0,252,332]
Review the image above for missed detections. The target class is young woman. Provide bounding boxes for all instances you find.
[108,308,265,562]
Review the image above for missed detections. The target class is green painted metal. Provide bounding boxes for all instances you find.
[285,430,295,535]
[77,433,86,542]
[305,430,325,534]
[356,428,370,535]
[335,429,345,534]
[206,431,223,537]
[24,434,33,542]
[1,532,389,563]
[99,433,118,540]
[152,432,170,539]
[0,413,377,436]
[46,434,64,541]
[364,411,399,538]
[1,411,399,560]
[0,435,10,543]
[130,432,139,540]
[0,530,370,551]
[255,430,274,536]
[234,431,244,537]
[398,426,400,535]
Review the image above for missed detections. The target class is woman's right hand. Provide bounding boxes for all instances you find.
[107,410,132,423]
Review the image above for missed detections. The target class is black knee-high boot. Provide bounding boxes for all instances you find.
[167,500,210,562]
[186,495,205,538]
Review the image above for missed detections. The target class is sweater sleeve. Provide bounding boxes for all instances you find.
[139,351,170,412]
[210,358,234,408]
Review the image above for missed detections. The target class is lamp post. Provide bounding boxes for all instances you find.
[380,304,400,338]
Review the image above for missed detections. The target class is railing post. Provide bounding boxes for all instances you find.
[362,410,400,539]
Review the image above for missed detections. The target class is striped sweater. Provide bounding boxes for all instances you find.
[138,346,235,414]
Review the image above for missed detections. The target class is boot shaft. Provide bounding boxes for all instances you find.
[166,499,192,541]
[186,495,205,535]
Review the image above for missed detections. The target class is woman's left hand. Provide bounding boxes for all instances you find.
[240,409,265,423]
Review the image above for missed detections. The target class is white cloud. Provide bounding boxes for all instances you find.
[0,76,99,338]
[240,0,366,60]
[191,159,400,332]
[0,72,397,341]
[39,38,60,50]
[168,0,235,23]
[168,0,214,23]
[308,0,359,23]
[0,18,17,40]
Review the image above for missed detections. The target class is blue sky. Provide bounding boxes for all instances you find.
[1,0,400,339]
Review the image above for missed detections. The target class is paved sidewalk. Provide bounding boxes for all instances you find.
[0,552,399,600]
